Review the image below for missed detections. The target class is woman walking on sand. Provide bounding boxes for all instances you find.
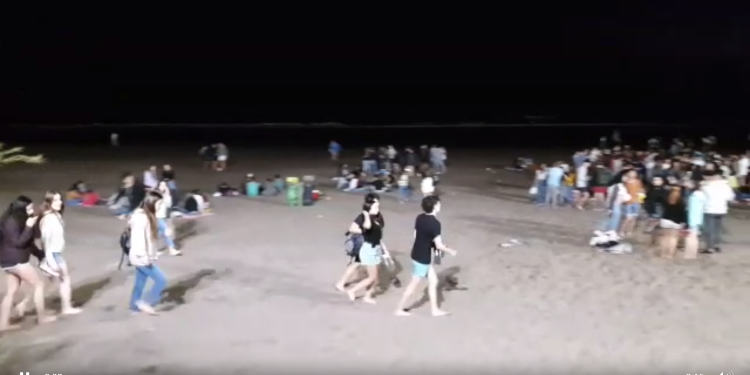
[0,196,57,331]
[39,191,83,315]
[129,191,168,315]
[156,180,181,256]
[395,195,457,317]
[342,194,393,304]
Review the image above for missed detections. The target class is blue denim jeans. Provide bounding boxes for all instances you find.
[399,186,412,202]
[157,218,175,249]
[130,265,167,311]
[534,181,547,205]
[607,204,623,232]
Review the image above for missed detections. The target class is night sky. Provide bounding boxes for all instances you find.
[4,6,749,124]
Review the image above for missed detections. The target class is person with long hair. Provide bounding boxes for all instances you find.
[657,185,687,259]
[129,191,168,315]
[0,196,57,331]
[155,180,181,256]
[395,195,458,317]
[344,193,392,304]
[39,191,82,315]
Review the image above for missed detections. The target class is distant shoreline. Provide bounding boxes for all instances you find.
[11,122,683,129]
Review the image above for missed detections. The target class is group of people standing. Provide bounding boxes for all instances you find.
[335,193,458,316]
[531,133,745,257]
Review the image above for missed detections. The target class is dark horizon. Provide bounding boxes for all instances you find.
[3,7,749,125]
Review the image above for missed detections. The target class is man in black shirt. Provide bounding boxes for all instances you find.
[395,196,457,317]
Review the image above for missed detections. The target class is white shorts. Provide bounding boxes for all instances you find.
[217,155,228,162]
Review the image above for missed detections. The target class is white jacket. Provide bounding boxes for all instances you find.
[40,212,65,254]
[701,179,735,215]
[129,209,156,267]
[156,194,172,219]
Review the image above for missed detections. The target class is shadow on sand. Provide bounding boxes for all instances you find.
[159,268,218,311]
[406,266,467,311]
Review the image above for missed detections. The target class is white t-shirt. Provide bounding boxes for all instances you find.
[421,177,435,195]
[193,194,205,213]
[348,178,359,190]
[738,157,749,177]
[576,165,589,188]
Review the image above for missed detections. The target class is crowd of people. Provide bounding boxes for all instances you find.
[530,133,747,257]
[4,133,749,332]
[331,143,446,203]
[0,159,220,331]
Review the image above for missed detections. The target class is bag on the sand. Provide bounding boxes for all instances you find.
[344,232,364,258]
[118,227,131,270]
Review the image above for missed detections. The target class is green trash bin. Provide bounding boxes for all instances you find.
[286,177,302,207]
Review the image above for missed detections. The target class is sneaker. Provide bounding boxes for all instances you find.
[169,249,183,256]
[135,301,158,315]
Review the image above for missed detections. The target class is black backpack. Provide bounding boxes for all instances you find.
[118,227,131,270]
[344,232,364,259]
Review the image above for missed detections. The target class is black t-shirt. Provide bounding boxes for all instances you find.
[411,213,441,264]
[354,213,384,245]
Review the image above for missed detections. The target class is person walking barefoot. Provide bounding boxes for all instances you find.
[39,191,83,316]
[395,196,457,317]
[344,194,391,304]
[0,196,57,331]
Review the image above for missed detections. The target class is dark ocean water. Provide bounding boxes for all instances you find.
[6,123,750,151]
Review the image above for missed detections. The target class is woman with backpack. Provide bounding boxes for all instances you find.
[344,193,392,304]
[129,191,168,315]
[39,191,83,315]
[0,196,57,331]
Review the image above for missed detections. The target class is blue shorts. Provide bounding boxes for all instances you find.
[358,243,382,266]
[52,253,67,268]
[412,260,430,278]
[625,203,641,217]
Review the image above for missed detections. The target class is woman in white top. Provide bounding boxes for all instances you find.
[156,180,181,256]
[129,191,168,315]
[40,191,83,315]
[420,173,435,197]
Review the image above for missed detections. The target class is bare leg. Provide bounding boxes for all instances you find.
[0,273,21,331]
[335,263,360,292]
[362,266,380,304]
[428,267,449,316]
[395,276,422,316]
[13,264,56,324]
[346,265,377,302]
[57,263,82,315]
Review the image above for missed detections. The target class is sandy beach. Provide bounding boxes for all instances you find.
[1,144,749,375]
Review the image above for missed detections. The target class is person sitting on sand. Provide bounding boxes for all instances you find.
[395,195,458,317]
[66,181,103,208]
[214,182,239,197]
[143,165,159,189]
[262,178,277,197]
[273,175,285,195]
[180,190,210,215]
[244,174,262,197]
[110,173,146,218]
[162,164,177,191]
